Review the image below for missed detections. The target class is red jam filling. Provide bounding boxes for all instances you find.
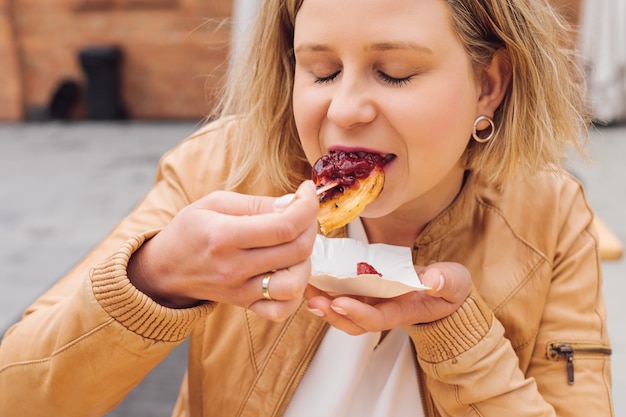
[312,151,384,201]
[356,262,382,276]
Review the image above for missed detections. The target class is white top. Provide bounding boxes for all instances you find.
[283,220,424,417]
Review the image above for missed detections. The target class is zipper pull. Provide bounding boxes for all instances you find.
[550,344,575,385]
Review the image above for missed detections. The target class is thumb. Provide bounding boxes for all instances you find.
[273,180,318,211]
[274,180,318,212]
[419,262,471,304]
[193,189,277,216]
[193,180,317,216]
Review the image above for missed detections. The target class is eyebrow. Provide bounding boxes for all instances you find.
[367,41,433,54]
[295,41,433,54]
[294,43,332,53]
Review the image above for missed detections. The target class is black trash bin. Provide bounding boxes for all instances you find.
[79,46,126,120]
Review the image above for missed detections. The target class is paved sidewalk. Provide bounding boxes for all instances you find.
[0,121,624,415]
[0,121,198,416]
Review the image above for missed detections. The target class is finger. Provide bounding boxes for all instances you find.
[195,190,277,216]
[196,180,316,217]
[223,181,319,249]
[319,291,435,332]
[420,263,471,303]
[303,284,327,300]
[249,260,311,302]
[248,298,304,322]
[306,295,370,335]
[272,193,296,211]
[228,219,318,280]
[329,296,398,332]
[181,205,317,286]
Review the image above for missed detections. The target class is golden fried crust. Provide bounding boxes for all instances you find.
[317,168,384,235]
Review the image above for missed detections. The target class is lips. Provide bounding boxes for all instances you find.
[312,150,390,184]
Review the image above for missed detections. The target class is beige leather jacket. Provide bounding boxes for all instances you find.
[0,120,613,416]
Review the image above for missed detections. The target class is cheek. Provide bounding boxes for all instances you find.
[390,80,476,189]
[411,80,476,154]
[293,80,328,162]
[292,81,307,139]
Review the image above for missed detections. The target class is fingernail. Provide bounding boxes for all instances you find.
[273,193,296,210]
[306,180,317,192]
[330,305,347,316]
[435,274,445,292]
[308,308,325,317]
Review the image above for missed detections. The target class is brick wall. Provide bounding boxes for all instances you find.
[0,0,24,120]
[0,0,580,122]
[0,0,232,121]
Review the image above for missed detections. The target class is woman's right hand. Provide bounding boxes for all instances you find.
[127,180,320,321]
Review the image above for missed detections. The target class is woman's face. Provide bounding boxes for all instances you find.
[293,0,483,230]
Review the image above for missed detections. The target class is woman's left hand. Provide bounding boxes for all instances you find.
[304,262,471,335]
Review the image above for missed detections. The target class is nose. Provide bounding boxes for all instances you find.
[326,73,376,130]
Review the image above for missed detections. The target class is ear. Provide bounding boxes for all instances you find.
[477,48,512,117]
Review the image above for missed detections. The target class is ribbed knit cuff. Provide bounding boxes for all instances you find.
[408,289,493,364]
[90,231,214,342]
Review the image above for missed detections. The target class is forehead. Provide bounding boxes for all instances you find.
[294,0,457,46]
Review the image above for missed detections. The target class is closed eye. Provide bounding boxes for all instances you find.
[314,71,340,84]
[377,71,413,86]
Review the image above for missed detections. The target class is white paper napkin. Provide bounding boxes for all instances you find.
[309,235,430,297]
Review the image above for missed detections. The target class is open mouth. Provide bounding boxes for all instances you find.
[349,151,396,165]
[313,150,389,234]
[312,150,395,189]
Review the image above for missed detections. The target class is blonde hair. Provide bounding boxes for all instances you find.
[444,0,590,184]
[211,0,588,191]
[211,0,306,193]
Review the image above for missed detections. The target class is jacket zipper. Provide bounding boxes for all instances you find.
[548,342,612,385]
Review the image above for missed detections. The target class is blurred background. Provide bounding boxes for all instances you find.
[1,0,625,416]
[1,0,624,124]
[0,0,235,122]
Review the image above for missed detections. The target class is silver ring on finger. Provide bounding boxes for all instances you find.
[261,273,274,300]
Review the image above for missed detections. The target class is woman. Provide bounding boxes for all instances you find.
[0,0,613,415]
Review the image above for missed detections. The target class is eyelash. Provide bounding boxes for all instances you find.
[314,72,339,84]
[314,71,413,86]
[377,71,413,86]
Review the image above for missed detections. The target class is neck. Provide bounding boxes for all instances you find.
[361,169,467,247]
